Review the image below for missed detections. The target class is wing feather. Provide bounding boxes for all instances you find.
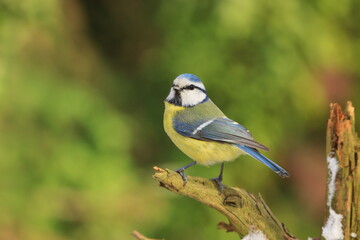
[173,117,269,151]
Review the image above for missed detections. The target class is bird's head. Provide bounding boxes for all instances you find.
[165,74,208,107]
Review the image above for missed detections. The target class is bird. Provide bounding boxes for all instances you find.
[163,73,290,191]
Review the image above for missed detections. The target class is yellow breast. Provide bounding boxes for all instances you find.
[163,102,242,166]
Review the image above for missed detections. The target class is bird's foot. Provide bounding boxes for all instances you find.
[211,176,224,192]
[176,169,188,186]
[174,161,197,186]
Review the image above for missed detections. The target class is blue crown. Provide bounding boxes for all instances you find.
[176,73,202,83]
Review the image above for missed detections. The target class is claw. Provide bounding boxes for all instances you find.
[211,176,224,192]
[211,162,225,192]
[174,161,197,186]
[176,170,188,186]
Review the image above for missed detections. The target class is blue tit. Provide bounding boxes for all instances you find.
[164,73,290,190]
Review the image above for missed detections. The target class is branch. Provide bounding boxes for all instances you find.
[323,101,360,239]
[152,166,297,239]
[132,230,163,240]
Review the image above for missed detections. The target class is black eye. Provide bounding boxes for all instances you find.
[187,85,195,90]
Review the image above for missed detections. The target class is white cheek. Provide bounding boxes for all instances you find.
[165,88,175,101]
[181,90,207,106]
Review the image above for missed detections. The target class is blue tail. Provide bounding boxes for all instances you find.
[237,145,290,178]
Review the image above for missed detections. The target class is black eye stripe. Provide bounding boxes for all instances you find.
[181,85,206,93]
[182,85,194,90]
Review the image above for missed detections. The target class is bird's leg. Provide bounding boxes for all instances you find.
[175,161,197,186]
[211,162,224,192]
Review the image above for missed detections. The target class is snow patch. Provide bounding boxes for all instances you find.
[321,156,344,240]
[322,208,344,240]
[242,229,267,240]
[326,156,339,207]
[350,232,357,238]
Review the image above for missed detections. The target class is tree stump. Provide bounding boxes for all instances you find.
[323,102,359,239]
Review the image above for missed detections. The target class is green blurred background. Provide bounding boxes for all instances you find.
[1,0,359,239]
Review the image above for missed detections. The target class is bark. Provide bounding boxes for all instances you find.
[325,101,360,238]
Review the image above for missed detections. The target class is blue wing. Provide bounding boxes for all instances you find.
[173,117,269,151]
[237,145,290,177]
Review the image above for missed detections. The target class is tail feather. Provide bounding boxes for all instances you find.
[237,145,290,178]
